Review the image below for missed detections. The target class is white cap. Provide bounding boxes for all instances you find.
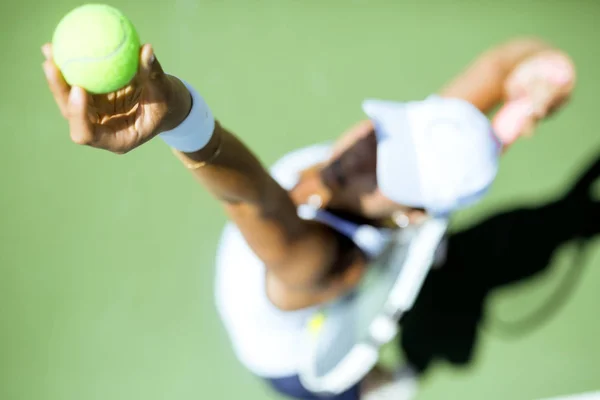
[362,95,502,217]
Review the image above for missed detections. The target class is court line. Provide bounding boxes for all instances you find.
[541,391,600,400]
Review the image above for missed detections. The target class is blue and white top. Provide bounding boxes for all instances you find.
[214,143,446,378]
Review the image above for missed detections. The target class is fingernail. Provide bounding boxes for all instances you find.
[149,53,155,64]
[69,87,83,104]
[553,70,572,86]
[41,44,51,60]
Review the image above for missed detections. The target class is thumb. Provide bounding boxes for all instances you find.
[139,44,166,84]
[67,87,95,145]
[529,82,555,118]
[137,44,170,110]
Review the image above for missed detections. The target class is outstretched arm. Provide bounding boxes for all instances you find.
[43,43,362,309]
[173,120,347,288]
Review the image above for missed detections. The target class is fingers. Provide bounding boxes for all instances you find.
[504,73,527,100]
[42,44,70,117]
[529,78,568,121]
[42,43,96,145]
[519,82,569,138]
[43,61,70,117]
[528,85,547,119]
[42,43,52,60]
[506,51,576,117]
[67,87,95,145]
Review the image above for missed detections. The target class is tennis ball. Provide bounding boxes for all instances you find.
[52,4,140,94]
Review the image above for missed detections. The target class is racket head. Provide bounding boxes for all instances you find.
[299,217,448,394]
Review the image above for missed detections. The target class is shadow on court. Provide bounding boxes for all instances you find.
[399,150,600,375]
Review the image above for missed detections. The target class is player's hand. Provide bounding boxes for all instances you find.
[507,50,575,122]
[42,43,191,154]
[493,51,575,146]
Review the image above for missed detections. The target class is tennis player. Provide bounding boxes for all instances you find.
[42,36,575,399]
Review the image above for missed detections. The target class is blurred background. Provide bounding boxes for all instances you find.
[1,0,599,399]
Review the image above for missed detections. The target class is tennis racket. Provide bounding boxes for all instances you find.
[298,217,448,395]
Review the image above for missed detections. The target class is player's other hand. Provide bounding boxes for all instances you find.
[42,43,191,154]
[493,50,576,147]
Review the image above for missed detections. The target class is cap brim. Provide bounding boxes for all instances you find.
[362,99,424,208]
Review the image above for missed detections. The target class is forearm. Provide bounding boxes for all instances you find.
[176,123,331,263]
[176,121,272,204]
[170,110,339,284]
[440,37,554,113]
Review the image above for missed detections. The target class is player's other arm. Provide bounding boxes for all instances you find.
[439,37,574,113]
[327,38,576,162]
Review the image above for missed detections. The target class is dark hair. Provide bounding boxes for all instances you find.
[320,132,378,191]
[317,131,380,281]
[321,227,365,281]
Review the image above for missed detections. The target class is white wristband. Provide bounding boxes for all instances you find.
[159,80,215,153]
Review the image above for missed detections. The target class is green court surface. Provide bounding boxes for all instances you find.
[1,1,599,399]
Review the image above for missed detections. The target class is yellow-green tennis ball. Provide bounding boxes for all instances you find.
[52,4,140,94]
